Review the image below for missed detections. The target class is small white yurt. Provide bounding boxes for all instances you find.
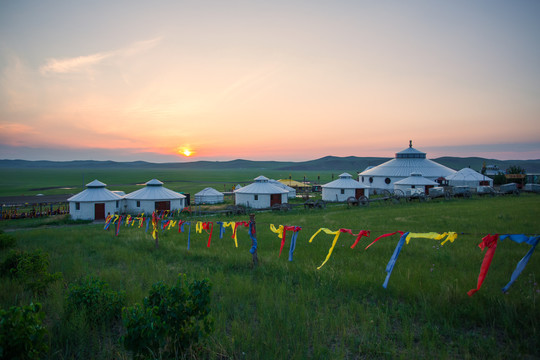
[124,179,186,214]
[446,168,493,189]
[269,179,296,199]
[194,187,224,204]
[234,175,288,209]
[394,173,438,195]
[68,180,123,220]
[322,173,370,202]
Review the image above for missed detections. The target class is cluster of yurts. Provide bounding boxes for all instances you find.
[68,142,493,220]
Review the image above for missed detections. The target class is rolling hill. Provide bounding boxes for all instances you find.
[1,156,539,173]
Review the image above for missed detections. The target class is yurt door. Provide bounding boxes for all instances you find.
[155,201,170,211]
[425,185,434,195]
[270,194,281,206]
[355,189,364,199]
[94,203,105,220]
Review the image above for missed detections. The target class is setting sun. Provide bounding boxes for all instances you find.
[178,148,193,157]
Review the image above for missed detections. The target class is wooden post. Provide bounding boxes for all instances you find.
[249,213,259,267]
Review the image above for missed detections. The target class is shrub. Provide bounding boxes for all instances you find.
[0,232,16,249]
[493,173,506,186]
[0,302,48,360]
[122,274,213,359]
[0,249,62,295]
[65,276,125,326]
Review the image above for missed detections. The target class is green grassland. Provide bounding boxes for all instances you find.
[0,168,337,197]
[1,194,539,359]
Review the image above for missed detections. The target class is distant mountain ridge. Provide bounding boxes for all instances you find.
[1,156,540,173]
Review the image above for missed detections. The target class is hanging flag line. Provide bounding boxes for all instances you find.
[104,212,538,296]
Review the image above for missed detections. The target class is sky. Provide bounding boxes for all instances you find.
[1,0,539,162]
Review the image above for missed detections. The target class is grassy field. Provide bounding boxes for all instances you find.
[0,168,338,197]
[1,194,539,359]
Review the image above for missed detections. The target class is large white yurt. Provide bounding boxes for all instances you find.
[194,187,224,204]
[234,175,288,209]
[394,173,438,195]
[358,141,456,192]
[269,179,296,199]
[322,173,370,202]
[124,179,186,214]
[68,180,123,220]
[446,168,493,189]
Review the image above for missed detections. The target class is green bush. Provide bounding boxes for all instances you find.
[0,232,16,249]
[0,302,48,360]
[65,276,125,326]
[493,173,507,185]
[0,249,62,295]
[122,274,214,359]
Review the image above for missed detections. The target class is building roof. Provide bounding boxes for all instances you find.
[86,179,107,188]
[322,173,369,189]
[234,176,288,194]
[359,142,456,178]
[394,173,438,186]
[125,179,186,200]
[446,168,492,181]
[195,187,224,197]
[277,179,310,188]
[67,179,123,202]
[269,179,296,193]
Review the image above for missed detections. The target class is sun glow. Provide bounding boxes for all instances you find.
[178,147,193,157]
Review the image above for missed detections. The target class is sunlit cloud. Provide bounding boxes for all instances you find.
[39,37,162,76]
[0,123,38,146]
[40,53,111,75]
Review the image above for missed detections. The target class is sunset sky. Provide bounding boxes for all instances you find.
[1,1,539,162]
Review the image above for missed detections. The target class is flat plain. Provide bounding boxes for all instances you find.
[1,167,539,359]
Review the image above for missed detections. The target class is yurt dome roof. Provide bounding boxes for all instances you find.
[195,187,224,196]
[86,179,107,188]
[67,179,123,202]
[394,173,438,186]
[125,179,185,200]
[322,173,369,189]
[234,175,288,194]
[446,168,492,181]
[145,179,164,186]
[359,141,455,178]
[269,179,295,192]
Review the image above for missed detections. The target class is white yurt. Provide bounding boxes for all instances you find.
[322,173,370,202]
[68,180,123,220]
[446,168,493,189]
[234,175,288,209]
[124,179,186,214]
[394,173,438,195]
[358,141,456,193]
[194,187,224,204]
[269,179,296,199]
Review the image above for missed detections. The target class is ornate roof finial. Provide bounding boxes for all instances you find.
[409,140,412,148]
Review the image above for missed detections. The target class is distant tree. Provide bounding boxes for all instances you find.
[505,165,527,186]
[493,174,506,186]
[506,165,526,175]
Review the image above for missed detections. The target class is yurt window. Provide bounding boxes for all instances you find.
[136,201,140,207]
[116,201,119,208]
[362,176,365,182]
[340,189,345,194]
[254,195,258,201]
[75,202,80,210]
[385,178,391,184]
[369,177,373,183]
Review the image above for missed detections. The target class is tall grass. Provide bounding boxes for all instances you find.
[1,194,539,358]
